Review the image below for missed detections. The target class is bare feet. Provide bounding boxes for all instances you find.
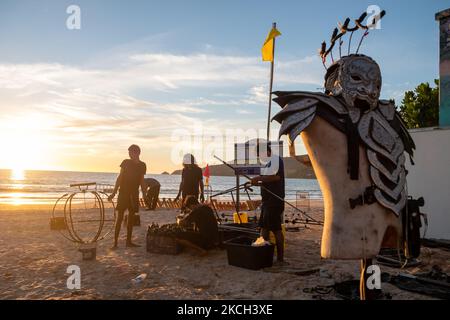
[126,242,141,248]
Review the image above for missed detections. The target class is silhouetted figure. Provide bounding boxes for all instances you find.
[109,144,146,248]
[144,178,160,210]
[250,144,286,265]
[175,154,204,203]
[176,196,219,255]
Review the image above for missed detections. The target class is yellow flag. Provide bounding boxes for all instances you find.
[262,26,281,62]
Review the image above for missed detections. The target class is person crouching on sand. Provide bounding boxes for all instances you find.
[108,144,147,248]
[176,196,219,255]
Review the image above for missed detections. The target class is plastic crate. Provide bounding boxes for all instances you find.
[224,236,274,270]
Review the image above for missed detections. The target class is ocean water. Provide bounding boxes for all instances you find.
[0,169,321,205]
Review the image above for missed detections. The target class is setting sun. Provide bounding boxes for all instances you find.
[11,168,25,181]
[0,116,50,171]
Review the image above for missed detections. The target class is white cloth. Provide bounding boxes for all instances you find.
[182,154,197,165]
[260,155,280,176]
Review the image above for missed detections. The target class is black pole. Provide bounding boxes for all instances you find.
[236,174,240,214]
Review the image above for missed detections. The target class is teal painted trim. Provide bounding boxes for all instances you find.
[440,75,450,127]
[439,15,450,126]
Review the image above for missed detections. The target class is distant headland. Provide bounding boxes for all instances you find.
[170,155,315,179]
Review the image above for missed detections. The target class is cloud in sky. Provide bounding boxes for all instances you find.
[0,50,320,172]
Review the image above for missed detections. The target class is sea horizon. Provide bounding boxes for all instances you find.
[0,168,178,176]
[0,168,322,206]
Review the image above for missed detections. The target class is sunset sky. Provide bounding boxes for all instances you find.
[0,0,447,173]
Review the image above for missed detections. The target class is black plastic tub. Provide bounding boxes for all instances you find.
[223,236,274,270]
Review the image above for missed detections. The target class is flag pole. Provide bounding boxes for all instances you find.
[266,22,276,141]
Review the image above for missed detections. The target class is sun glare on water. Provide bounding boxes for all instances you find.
[0,116,54,207]
[8,169,26,205]
[11,168,25,181]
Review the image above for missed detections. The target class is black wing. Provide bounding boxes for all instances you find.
[272,91,348,143]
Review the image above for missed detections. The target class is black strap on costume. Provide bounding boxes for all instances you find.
[402,196,425,259]
[346,116,360,180]
[349,186,376,209]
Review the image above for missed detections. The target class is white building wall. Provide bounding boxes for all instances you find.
[406,127,450,240]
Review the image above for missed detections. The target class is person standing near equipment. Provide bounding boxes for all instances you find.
[175,154,205,203]
[250,144,286,265]
[108,144,147,248]
[144,177,160,210]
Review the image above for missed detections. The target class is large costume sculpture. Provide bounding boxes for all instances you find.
[273,11,418,264]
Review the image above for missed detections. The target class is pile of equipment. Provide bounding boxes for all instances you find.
[146,223,185,255]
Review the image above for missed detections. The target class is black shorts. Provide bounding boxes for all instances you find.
[259,205,284,231]
[116,191,140,213]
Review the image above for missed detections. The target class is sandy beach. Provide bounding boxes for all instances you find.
[0,202,448,300]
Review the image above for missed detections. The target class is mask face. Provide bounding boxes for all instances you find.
[326,55,382,111]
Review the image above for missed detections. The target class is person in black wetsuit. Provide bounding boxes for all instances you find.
[108,144,147,248]
[177,196,219,254]
[250,144,286,265]
[174,154,204,203]
[143,177,160,210]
